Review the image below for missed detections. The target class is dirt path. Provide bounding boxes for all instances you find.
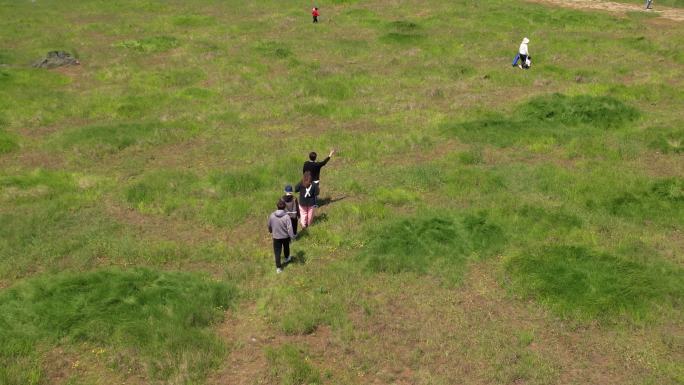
[529,0,684,21]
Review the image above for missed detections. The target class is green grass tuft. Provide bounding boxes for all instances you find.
[256,41,292,58]
[0,130,18,154]
[361,214,505,282]
[55,122,176,156]
[172,15,215,27]
[644,126,684,154]
[522,93,640,128]
[265,344,322,385]
[114,36,179,53]
[445,93,639,147]
[602,177,684,222]
[505,245,684,321]
[0,268,237,384]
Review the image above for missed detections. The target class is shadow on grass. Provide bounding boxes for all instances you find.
[286,250,307,266]
[316,195,347,207]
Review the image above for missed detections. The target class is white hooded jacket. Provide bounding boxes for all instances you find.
[519,37,529,56]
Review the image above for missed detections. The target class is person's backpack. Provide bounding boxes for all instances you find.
[284,199,298,219]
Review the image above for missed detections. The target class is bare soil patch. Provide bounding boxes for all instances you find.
[529,0,684,21]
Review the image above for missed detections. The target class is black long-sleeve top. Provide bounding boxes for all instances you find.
[302,157,330,181]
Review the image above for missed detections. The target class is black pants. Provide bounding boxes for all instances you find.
[313,180,320,206]
[290,217,298,236]
[273,238,290,269]
[519,54,528,68]
[313,16,318,23]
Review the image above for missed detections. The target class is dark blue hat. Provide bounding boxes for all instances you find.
[284,185,293,193]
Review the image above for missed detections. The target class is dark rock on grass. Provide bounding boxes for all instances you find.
[33,51,80,69]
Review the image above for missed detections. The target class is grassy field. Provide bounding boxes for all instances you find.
[0,0,683,384]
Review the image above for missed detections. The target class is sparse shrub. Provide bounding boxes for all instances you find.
[266,344,322,385]
[0,268,237,383]
[505,245,684,320]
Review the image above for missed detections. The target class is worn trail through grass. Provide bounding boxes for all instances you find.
[530,0,684,20]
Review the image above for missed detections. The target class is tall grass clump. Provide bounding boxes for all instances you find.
[125,168,275,227]
[259,270,349,336]
[265,344,322,385]
[361,213,505,283]
[0,130,18,154]
[255,41,292,58]
[54,122,187,157]
[602,177,684,224]
[505,245,684,321]
[114,36,179,53]
[444,94,639,147]
[172,15,215,27]
[380,20,424,44]
[0,268,237,384]
[0,169,77,202]
[521,94,640,128]
[646,127,683,154]
[126,170,199,214]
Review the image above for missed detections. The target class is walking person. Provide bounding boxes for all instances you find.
[303,149,334,206]
[312,7,320,23]
[645,0,653,9]
[268,200,296,273]
[295,171,318,229]
[282,185,300,236]
[518,37,530,69]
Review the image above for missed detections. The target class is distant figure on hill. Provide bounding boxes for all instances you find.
[312,7,320,23]
[518,37,531,69]
[303,149,334,206]
[268,200,296,274]
[295,171,318,229]
[282,185,300,236]
[645,0,653,9]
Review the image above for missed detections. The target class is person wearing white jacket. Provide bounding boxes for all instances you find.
[518,37,530,69]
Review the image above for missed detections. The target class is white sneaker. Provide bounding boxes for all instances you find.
[518,64,523,69]
[284,256,292,264]
[276,268,283,274]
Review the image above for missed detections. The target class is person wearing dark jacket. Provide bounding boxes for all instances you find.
[281,185,300,235]
[295,171,318,228]
[303,149,334,205]
[268,200,296,273]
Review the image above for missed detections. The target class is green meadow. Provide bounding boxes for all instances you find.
[0,0,682,384]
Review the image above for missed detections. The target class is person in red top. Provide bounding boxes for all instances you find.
[312,7,319,23]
